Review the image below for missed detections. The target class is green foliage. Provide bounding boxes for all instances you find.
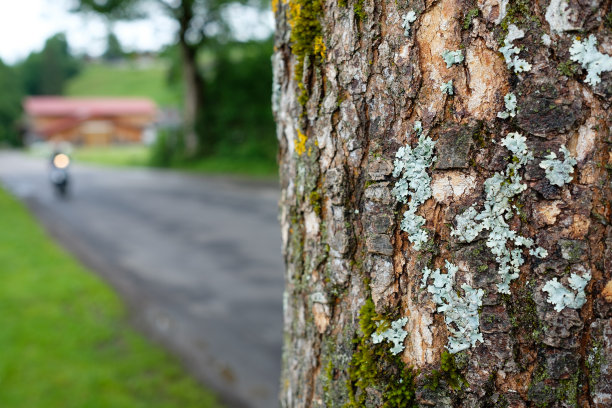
[17,33,81,96]
[425,352,468,391]
[74,0,141,19]
[149,127,277,177]
[0,59,24,146]
[0,187,222,408]
[199,39,276,163]
[346,299,417,408]
[149,128,184,167]
[103,31,126,61]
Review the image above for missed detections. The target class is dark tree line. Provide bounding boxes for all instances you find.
[0,34,81,146]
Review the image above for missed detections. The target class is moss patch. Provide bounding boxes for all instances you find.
[346,299,417,407]
[498,0,538,44]
[506,284,542,344]
[587,338,605,391]
[353,0,366,21]
[463,8,479,30]
[286,0,325,106]
[425,352,468,392]
[557,61,579,78]
[309,190,322,215]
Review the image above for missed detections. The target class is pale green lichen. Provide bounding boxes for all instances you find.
[392,123,436,250]
[569,35,612,87]
[402,11,417,36]
[539,145,577,186]
[451,132,548,294]
[542,271,591,312]
[499,24,532,73]
[441,49,464,68]
[440,80,454,95]
[371,317,409,355]
[421,261,484,353]
[497,92,517,119]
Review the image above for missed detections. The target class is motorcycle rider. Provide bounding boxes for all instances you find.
[50,150,71,197]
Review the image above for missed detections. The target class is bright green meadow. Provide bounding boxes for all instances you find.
[0,187,222,408]
[65,62,181,107]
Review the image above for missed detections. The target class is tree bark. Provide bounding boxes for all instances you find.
[176,0,206,156]
[273,0,612,407]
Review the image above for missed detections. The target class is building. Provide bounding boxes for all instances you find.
[23,97,158,146]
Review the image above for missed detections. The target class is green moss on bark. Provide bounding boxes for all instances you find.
[346,299,417,407]
[287,0,325,106]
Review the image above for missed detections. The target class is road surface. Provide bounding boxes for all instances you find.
[0,151,284,408]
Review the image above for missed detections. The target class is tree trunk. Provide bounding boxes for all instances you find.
[273,1,612,407]
[177,0,205,156]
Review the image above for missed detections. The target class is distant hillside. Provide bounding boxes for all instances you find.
[65,61,182,107]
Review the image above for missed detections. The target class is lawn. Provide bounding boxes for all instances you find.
[71,145,150,167]
[174,155,279,178]
[0,187,223,408]
[65,62,181,107]
[66,145,279,178]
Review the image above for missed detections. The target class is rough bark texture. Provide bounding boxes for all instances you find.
[273,0,612,407]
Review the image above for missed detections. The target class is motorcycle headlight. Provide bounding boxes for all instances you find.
[53,153,70,169]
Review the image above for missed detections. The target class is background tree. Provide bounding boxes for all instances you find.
[103,31,125,62]
[273,0,611,406]
[75,0,260,157]
[0,59,24,146]
[151,38,276,170]
[18,33,80,96]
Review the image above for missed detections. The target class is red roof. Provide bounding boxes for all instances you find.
[24,97,157,117]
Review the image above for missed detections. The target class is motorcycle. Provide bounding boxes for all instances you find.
[50,152,71,197]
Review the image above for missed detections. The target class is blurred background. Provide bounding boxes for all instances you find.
[0,1,283,407]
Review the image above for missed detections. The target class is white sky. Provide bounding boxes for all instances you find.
[0,0,274,64]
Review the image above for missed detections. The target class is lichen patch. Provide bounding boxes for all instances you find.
[545,0,579,33]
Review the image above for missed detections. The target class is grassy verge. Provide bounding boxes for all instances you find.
[71,145,150,168]
[67,145,278,178]
[0,187,223,408]
[172,156,278,178]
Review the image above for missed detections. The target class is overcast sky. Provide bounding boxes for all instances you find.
[0,0,274,64]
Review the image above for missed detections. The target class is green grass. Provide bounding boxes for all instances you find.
[71,145,150,167]
[0,187,223,408]
[172,156,278,178]
[65,62,182,107]
[66,145,278,178]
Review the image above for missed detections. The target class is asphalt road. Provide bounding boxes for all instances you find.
[0,151,284,408]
